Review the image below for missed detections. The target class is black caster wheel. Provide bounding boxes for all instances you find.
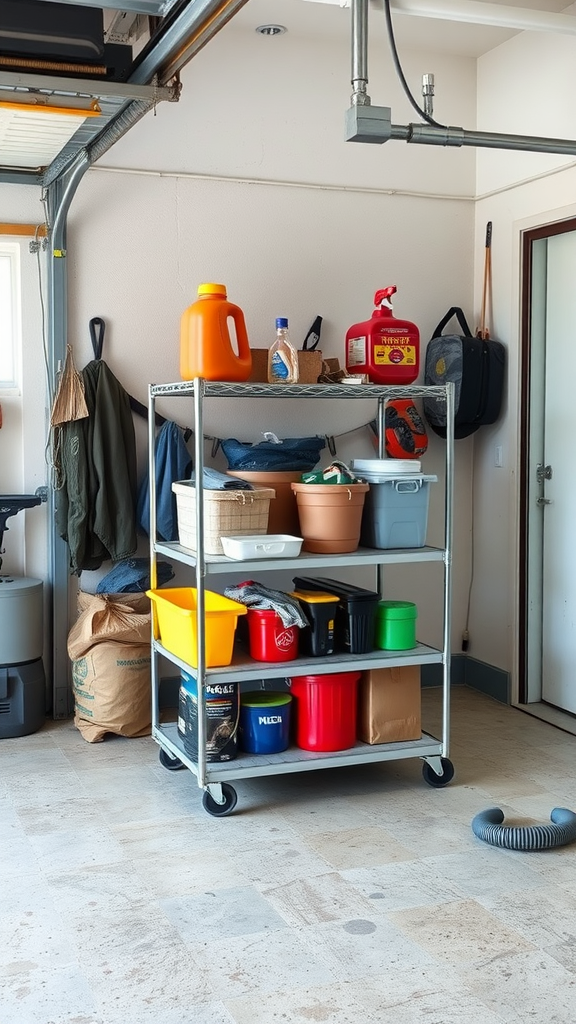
[422,757,455,788]
[159,747,185,771]
[202,783,238,817]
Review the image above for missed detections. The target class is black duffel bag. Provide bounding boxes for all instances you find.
[423,307,505,439]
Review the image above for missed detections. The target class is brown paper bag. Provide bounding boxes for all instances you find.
[247,348,323,384]
[68,591,152,743]
[357,666,421,744]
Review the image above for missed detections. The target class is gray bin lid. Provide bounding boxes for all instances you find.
[0,576,43,594]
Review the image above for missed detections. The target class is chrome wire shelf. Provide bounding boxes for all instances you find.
[149,381,449,401]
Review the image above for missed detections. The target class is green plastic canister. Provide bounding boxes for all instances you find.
[376,600,417,650]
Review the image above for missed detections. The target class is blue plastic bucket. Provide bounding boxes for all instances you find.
[239,691,292,754]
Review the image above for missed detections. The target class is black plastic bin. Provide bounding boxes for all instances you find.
[291,588,340,657]
[292,576,380,654]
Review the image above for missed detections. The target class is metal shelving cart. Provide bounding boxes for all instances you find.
[148,380,455,815]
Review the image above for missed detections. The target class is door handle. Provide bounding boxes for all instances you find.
[536,496,552,506]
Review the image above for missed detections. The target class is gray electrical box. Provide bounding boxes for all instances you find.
[345,104,392,144]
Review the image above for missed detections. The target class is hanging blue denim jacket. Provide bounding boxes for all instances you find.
[137,420,193,542]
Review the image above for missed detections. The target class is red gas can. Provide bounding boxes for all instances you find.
[345,286,419,385]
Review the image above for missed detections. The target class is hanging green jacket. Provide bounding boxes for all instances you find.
[54,359,137,574]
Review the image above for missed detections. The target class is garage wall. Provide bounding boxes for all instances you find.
[68,23,477,649]
[1,21,478,653]
[100,15,476,194]
[471,29,576,681]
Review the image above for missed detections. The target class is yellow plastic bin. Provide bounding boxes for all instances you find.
[146,588,247,667]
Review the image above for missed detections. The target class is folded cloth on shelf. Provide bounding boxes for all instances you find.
[190,468,254,491]
[224,580,308,629]
[221,435,326,472]
[96,557,174,594]
[301,460,359,484]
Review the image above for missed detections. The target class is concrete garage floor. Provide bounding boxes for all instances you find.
[2,684,576,1024]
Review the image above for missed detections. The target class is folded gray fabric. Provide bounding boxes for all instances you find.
[188,468,253,491]
[224,581,308,629]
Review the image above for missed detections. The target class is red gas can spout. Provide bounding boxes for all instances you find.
[374,286,397,315]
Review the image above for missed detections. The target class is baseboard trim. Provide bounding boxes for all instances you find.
[421,655,465,688]
[421,655,509,704]
[463,656,510,704]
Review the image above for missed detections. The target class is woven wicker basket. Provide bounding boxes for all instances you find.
[172,482,276,555]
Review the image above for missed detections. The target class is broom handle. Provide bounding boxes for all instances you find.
[478,221,492,340]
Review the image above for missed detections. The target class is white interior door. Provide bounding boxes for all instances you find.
[539,230,576,713]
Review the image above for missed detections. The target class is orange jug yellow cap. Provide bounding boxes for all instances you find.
[197,282,227,296]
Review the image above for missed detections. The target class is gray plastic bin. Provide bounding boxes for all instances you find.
[359,473,437,549]
[0,661,46,738]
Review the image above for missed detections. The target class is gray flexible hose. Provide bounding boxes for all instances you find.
[472,807,576,851]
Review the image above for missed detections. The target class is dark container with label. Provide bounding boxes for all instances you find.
[292,576,379,654]
[178,670,238,762]
[290,588,339,656]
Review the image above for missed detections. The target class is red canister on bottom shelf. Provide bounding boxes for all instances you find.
[247,608,299,662]
[289,671,361,751]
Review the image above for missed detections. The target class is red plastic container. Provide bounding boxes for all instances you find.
[345,286,419,385]
[247,608,299,662]
[289,671,361,751]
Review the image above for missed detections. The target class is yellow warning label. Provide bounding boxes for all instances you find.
[374,344,416,366]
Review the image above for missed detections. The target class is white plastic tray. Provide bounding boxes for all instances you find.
[352,458,422,475]
[220,534,304,560]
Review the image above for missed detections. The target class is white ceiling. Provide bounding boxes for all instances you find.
[1,0,574,182]
[227,0,576,58]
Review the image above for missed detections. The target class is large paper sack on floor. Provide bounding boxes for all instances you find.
[68,591,152,742]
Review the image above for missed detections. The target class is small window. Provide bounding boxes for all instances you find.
[0,243,20,392]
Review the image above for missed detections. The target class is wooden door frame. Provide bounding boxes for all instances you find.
[519,216,576,702]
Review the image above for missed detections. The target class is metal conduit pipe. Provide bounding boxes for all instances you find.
[393,122,576,156]
[351,0,370,104]
[347,0,576,156]
[45,154,91,717]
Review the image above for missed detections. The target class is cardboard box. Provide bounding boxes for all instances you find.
[357,665,421,744]
[248,348,323,385]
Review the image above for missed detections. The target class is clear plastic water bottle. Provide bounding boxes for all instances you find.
[268,317,299,384]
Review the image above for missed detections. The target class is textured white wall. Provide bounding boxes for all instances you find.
[472,29,576,680]
[477,32,576,197]
[1,19,479,652]
[101,15,477,195]
[66,168,474,647]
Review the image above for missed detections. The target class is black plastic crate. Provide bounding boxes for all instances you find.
[292,575,379,654]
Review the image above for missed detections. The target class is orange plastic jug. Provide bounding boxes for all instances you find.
[180,283,253,382]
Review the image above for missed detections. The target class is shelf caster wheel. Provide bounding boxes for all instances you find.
[422,757,454,789]
[159,748,185,771]
[202,783,238,817]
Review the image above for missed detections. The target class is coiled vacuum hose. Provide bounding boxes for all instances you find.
[471,807,576,851]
